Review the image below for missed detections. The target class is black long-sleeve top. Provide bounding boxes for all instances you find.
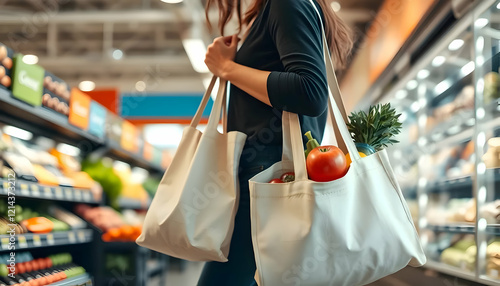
[227,0,328,157]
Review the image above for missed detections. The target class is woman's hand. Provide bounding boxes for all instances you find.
[204,34,239,79]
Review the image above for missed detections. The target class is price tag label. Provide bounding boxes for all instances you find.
[65,188,73,200]
[18,236,27,248]
[1,237,10,250]
[74,189,82,201]
[20,184,29,196]
[46,234,55,245]
[31,185,40,197]
[54,187,64,199]
[77,231,86,242]
[68,232,76,243]
[83,191,92,202]
[43,187,52,198]
[3,181,9,192]
[33,235,42,247]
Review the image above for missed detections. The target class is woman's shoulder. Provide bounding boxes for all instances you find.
[268,0,321,20]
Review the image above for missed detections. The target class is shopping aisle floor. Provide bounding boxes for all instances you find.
[162,262,485,286]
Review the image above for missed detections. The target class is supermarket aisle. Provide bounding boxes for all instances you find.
[165,261,204,286]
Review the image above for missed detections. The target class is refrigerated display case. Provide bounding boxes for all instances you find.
[365,0,500,284]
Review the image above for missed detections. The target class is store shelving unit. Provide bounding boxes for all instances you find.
[361,0,500,284]
[0,229,93,251]
[48,273,92,286]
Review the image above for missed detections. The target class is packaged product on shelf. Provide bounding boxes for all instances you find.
[42,71,70,116]
[440,236,476,271]
[484,71,500,104]
[48,205,87,229]
[483,137,500,169]
[0,43,13,89]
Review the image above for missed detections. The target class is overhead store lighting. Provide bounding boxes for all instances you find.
[183,39,209,73]
[331,1,341,12]
[406,80,418,90]
[3,126,33,141]
[410,102,420,112]
[497,2,500,9]
[56,143,81,157]
[135,81,146,92]
[417,69,430,79]
[22,55,38,65]
[431,56,445,67]
[460,61,475,76]
[161,0,183,3]
[112,49,123,60]
[448,39,464,51]
[474,18,489,28]
[79,80,95,92]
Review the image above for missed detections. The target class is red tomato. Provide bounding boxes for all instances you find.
[280,172,295,182]
[306,146,348,182]
[268,178,284,183]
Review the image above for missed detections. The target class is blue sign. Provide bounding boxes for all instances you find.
[89,101,107,138]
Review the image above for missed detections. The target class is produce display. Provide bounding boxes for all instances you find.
[440,237,476,271]
[483,137,500,169]
[0,44,12,89]
[0,252,87,285]
[0,203,85,235]
[81,157,122,208]
[75,205,141,242]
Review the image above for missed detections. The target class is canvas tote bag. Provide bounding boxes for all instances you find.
[247,2,426,285]
[137,76,247,262]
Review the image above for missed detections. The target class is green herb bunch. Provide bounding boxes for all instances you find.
[346,103,402,151]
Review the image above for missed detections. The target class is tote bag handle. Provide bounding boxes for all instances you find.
[190,75,228,133]
[282,0,361,180]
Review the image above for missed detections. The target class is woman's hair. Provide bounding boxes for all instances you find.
[205,0,353,69]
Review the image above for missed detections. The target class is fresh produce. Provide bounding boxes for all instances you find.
[345,151,367,166]
[268,178,284,183]
[347,103,402,152]
[75,204,125,232]
[304,131,320,158]
[21,217,54,233]
[82,157,122,208]
[306,146,348,182]
[280,172,295,182]
[101,225,142,242]
[48,206,86,229]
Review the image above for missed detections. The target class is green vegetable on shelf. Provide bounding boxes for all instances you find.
[304,131,320,158]
[347,103,402,152]
[82,157,123,209]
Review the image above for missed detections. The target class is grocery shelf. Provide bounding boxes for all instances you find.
[0,87,103,146]
[427,224,500,235]
[117,197,151,210]
[105,140,164,174]
[47,273,92,286]
[0,179,100,204]
[426,169,500,195]
[0,229,93,252]
[423,261,499,286]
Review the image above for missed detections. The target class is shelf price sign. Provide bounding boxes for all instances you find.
[31,185,40,197]
[64,188,73,200]
[121,120,139,153]
[69,88,91,130]
[1,237,10,250]
[18,236,27,248]
[33,235,42,247]
[11,54,45,106]
[89,101,107,139]
[43,187,52,198]
[20,184,29,196]
[46,234,55,245]
[68,232,76,243]
[77,231,86,242]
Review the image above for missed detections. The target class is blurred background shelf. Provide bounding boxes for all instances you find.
[0,229,93,252]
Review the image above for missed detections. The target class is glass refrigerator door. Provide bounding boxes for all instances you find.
[473,1,500,283]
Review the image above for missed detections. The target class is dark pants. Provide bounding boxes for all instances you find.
[197,146,282,286]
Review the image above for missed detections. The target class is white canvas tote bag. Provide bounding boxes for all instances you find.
[137,76,247,262]
[248,2,426,284]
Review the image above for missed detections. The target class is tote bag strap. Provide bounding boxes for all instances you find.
[190,75,228,132]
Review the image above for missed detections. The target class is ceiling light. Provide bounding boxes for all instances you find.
[460,61,475,76]
[135,81,146,92]
[395,90,408,100]
[112,49,123,60]
[56,143,80,157]
[79,80,95,92]
[182,39,209,73]
[331,1,341,12]
[432,56,446,67]
[475,18,489,28]
[410,102,420,112]
[417,69,430,79]
[497,2,500,9]
[434,79,452,95]
[161,0,183,3]
[22,55,38,65]
[3,126,33,141]
[448,39,464,51]
[406,80,418,90]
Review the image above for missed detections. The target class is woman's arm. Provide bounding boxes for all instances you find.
[222,61,272,107]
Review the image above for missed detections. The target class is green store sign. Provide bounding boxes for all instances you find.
[11,54,44,106]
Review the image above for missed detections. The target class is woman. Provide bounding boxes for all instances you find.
[200,0,352,284]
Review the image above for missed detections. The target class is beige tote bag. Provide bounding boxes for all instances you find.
[137,76,247,262]
[248,2,426,284]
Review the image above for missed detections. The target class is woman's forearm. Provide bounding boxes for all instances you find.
[222,61,272,107]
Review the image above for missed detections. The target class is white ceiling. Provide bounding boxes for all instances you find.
[0,0,382,94]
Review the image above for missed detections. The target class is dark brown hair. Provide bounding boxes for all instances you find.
[205,0,353,68]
